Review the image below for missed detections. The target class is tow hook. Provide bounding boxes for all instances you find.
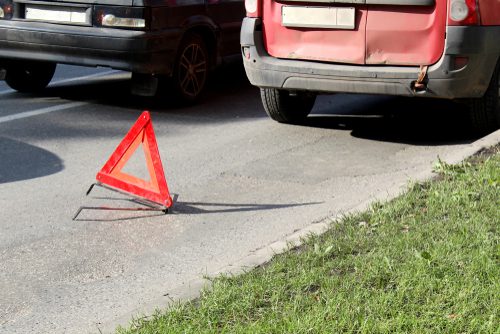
[412,65,428,92]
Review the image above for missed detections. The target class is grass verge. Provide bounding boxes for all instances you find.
[118,146,499,333]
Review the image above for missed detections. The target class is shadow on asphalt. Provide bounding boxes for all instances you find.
[72,201,321,220]
[307,94,483,146]
[73,210,168,222]
[171,200,322,214]
[38,59,256,113]
[0,137,63,184]
[72,189,322,220]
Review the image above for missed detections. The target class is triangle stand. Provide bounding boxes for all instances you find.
[73,111,174,221]
[72,182,172,221]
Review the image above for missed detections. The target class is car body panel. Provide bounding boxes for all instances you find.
[478,0,500,26]
[261,0,446,66]
[365,2,447,65]
[263,2,368,64]
[207,0,246,55]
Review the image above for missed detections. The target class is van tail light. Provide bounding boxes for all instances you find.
[448,0,480,26]
[245,0,261,18]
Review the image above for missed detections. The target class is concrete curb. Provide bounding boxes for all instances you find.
[101,129,500,333]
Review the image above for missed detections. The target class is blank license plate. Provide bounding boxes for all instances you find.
[25,5,88,24]
[282,6,355,29]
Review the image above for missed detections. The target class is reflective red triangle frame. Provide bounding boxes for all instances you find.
[96,111,172,208]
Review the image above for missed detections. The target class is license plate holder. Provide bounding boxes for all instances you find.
[25,5,90,25]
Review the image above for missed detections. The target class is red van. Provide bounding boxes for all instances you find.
[241,0,500,133]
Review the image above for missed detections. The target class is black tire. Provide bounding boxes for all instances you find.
[260,88,316,124]
[466,60,500,134]
[170,34,209,104]
[5,61,56,93]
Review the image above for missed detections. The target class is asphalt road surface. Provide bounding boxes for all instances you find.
[0,63,493,333]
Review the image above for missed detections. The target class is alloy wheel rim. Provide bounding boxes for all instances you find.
[178,43,207,98]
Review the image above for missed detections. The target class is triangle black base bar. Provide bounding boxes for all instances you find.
[72,182,172,221]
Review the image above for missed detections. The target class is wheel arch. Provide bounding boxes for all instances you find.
[180,16,220,70]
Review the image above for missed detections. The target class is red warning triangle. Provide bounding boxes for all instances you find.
[96,111,172,208]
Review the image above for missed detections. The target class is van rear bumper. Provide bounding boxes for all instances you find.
[241,18,500,99]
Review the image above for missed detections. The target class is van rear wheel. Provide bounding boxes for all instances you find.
[260,88,316,124]
[467,61,500,134]
[5,61,56,93]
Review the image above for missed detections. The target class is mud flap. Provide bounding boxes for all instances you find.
[131,73,158,97]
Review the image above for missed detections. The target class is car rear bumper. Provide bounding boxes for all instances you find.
[0,21,181,74]
[241,18,500,99]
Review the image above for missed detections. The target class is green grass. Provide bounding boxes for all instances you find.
[118,146,500,334]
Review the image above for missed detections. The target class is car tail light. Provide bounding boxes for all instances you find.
[0,0,13,20]
[93,6,150,30]
[245,0,261,18]
[448,0,480,25]
[102,14,145,28]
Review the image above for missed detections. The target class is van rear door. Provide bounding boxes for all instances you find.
[262,0,447,66]
[262,1,368,64]
[365,0,447,65]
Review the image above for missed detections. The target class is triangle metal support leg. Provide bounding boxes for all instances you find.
[73,182,170,221]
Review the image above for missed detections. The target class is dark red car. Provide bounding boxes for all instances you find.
[0,0,244,102]
[241,0,500,133]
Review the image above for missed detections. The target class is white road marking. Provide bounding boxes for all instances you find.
[0,89,12,95]
[0,69,121,95]
[0,101,87,124]
[48,70,121,86]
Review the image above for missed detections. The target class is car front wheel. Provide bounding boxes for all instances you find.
[260,88,316,124]
[5,61,56,93]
